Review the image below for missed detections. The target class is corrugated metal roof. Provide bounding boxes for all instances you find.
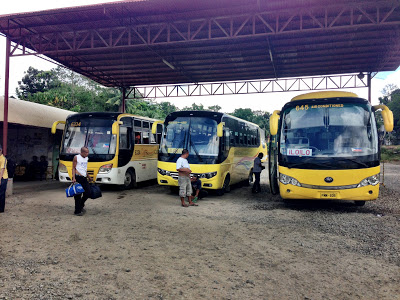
[0,97,74,129]
[0,0,399,87]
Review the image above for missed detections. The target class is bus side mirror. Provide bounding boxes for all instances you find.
[270,110,280,136]
[217,122,225,137]
[152,120,164,134]
[51,121,65,134]
[373,105,394,132]
[112,121,123,135]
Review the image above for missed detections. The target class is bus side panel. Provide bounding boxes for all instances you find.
[231,147,259,184]
[278,166,380,201]
[130,144,159,182]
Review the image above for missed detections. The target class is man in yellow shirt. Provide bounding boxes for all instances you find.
[0,145,9,213]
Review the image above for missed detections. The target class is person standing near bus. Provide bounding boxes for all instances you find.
[176,149,198,207]
[72,147,92,216]
[0,145,8,213]
[252,153,265,193]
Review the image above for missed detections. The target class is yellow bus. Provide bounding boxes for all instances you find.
[268,91,394,206]
[52,112,162,189]
[152,111,267,195]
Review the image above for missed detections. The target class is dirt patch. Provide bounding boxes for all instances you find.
[1,173,399,300]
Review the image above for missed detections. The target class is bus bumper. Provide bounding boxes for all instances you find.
[279,184,379,201]
[58,168,123,185]
[157,174,221,189]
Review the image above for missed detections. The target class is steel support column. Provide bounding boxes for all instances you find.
[367,72,372,103]
[121,87,126,113]
[3,37,11,155]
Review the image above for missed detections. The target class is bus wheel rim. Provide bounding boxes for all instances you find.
[125,172,132,186]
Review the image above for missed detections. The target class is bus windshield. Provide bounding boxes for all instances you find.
[159,117,219,164]
[60,117,117,161]
[279,103,379,169]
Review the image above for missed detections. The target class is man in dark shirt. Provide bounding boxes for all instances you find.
[252,153,265,193]
[191,175,208,202]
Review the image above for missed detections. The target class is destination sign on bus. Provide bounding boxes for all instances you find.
[295,104,344,111]
[287,148,312,157]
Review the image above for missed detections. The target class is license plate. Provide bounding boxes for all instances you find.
[320,192,337,199]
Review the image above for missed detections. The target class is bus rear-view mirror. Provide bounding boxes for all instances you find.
[51,120,66,134]
[270,110,280,136]
[151,120,164,134]
[217,122,225,137]
[112,121,123,135]
[373,105,394,132]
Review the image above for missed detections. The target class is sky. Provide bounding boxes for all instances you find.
[1,1,400,114]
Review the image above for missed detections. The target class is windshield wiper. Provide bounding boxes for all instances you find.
[189,135,203,162]
[170,131,187,160]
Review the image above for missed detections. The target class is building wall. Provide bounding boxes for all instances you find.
[0,123,63,178]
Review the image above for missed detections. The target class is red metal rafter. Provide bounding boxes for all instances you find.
[127,74,369,99]
[6,2,400,57]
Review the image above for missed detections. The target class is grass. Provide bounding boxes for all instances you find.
[381,145,400,162]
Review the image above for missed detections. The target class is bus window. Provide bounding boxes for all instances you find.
[135,132,141,144]
[230,130,235,146]
[143,121,150,129]
[120,127,130,149]
[143,132,150,144]
[134,120,142,128]
[157,123,163,144]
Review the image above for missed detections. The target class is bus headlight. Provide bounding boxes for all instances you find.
[99,164,113,174]
[59,163,68,173]
[279,174,301,187]
[158,168,167,175]
[357,174,380,188]
[198,172,217,179]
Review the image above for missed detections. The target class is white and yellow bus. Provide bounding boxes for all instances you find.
[52,112,162,189]
[268,91,394,206]
[152,111,267,195]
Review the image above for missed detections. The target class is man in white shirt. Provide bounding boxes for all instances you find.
[72,147,92,216]
[176,149,198,207]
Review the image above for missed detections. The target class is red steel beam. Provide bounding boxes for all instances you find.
[130,74,369,98]
[3,37,11,156]
[6,2,400,57]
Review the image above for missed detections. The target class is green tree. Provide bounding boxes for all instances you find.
[16,66,60,98]
[17,66,122,112]
[208,105,222,112]
[182,103,205,111]
[231,108,270,136]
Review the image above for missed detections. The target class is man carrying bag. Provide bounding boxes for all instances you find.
[72,147,92,216]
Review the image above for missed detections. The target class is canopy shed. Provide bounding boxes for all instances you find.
[1,0,400,153]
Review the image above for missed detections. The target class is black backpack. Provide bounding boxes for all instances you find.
[6,157,16,178]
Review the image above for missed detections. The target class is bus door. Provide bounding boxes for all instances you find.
[118,117,134,167]
[268,134,279,195]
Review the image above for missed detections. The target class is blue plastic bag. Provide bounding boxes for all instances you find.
[65,183,85,197]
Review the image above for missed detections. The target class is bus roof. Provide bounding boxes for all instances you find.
[67,111,160,122]
[165,110,260,128]
[291,91,359,101]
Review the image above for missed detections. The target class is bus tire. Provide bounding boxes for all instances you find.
[354,200,366,206]
[123,169,137,190]
[244,169,253,186]
[223,175,230,193]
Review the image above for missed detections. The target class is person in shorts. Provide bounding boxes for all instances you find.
[191,174,208,202]
[176,149,198,207]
